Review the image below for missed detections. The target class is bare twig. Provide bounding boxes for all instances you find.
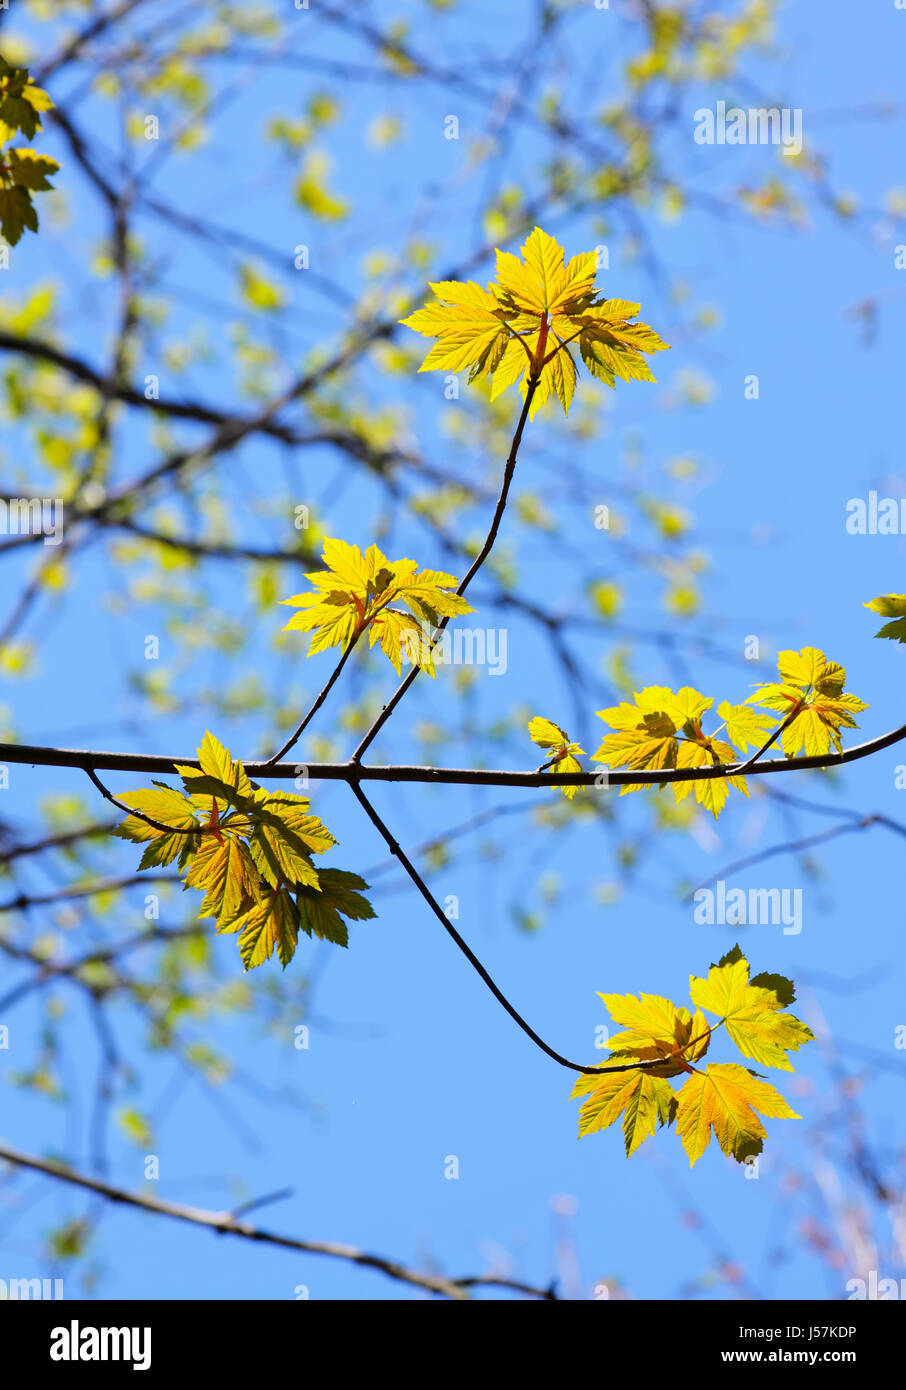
[349,377,540,762]
[264,631,365,765]
[687,814,894,898]
[84,767,206,838]
[734,707,800,774]
[350,781,710,1078]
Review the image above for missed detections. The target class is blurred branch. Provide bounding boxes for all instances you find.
[0,818,117,863]
[0,872,176,915]
[0,1140,556,1301]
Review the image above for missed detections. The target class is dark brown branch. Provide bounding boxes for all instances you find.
[0,329,338,446]
[111,518,318,564]
[1,719,905,787]
[0,924,203,984]
[35,0,153,80]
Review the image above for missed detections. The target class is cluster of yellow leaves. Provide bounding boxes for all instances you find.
[280,537,473,675]
[590,649,867,818]
[570,946,814,1165]
[591,684,770,818]
[746,647,867,758]
[864,592,906,645]
[114,732,375,970]
[0,59,58,245]
[527,716,585,799]
[400,226,669,418]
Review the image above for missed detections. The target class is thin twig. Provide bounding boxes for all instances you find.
[349,377,539,762]
[264,631,364,765]
[350,780,699,1077]
[0,819,117,864]
[0,873,177,915]
[734,707,800,774]
[687,815,888,898]
[84,766,206,838]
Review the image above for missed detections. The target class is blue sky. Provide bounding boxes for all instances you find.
[1,0,905,1300]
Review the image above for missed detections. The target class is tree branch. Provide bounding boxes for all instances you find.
[1,720,904,787]
[733,706,801,774]
[0,1140,556,1301]
[0,818,117,864]
[0,873,176,916]
[686,813,904,899]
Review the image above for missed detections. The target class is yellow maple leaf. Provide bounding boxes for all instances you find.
[675,1063,799,1167]
[114,732,373,971]
[231,888,300,971]
[174,728,254,805]
[595,991,711,1072]
[400,226,669,417]
[747,647,868,757]
[716,700,777,754]
[689,945,814,1072]
[184,833,259,926]
[528,715,585,799]
[570,1067,675,1155]
[592,684,749,815]
[592,687,686,792]
[673,735,747,819]
[280,537,473,674]
[599,990,686,1048]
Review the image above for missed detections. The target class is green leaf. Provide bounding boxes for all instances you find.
[0,184,37,245]
[296,868,375,947]
[864,594,906,643]
[5,148,58,190]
